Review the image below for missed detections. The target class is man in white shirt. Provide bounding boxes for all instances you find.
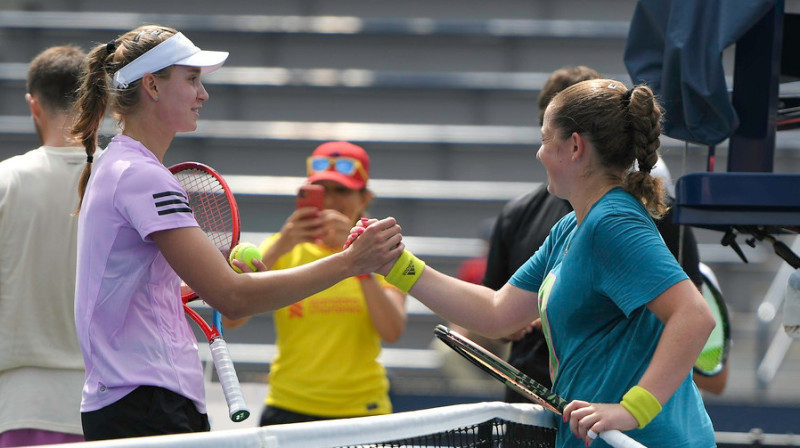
[0,45,89,447]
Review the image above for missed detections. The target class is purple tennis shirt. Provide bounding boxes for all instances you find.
[74,135,205,413]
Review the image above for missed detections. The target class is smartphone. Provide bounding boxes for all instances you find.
[296,184,325,210]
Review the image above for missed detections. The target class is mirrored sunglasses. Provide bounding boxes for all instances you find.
[306,156,367,179]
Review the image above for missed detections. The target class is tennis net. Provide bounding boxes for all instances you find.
[36,401,644,448]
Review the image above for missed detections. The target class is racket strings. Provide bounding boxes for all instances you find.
[694,275,730,376]
[175,169,235,256]
[438,331,567,415]
[695,346,723,373]
[453,343,559,411]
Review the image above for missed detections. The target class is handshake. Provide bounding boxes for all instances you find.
[344,217,425,294]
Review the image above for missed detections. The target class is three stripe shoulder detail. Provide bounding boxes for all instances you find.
[153,191,192,216]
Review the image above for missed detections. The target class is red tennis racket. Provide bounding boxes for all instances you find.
[169,161,249,422]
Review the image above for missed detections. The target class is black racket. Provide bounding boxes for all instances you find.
[170,161,249,422]
[693,263,731,377]
[434,325,645,447]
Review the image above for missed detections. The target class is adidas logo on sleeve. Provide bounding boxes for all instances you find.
[153,191,192,215]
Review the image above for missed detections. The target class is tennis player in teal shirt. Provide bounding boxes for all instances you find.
[360,79,717,447]
[510,189,715,447]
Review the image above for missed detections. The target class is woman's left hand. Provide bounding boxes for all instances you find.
[228,256,268,273]
[562,400,638,446]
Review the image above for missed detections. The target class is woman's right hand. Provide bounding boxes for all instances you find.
[274,207,323,251]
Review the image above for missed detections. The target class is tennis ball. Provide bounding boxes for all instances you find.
[229,243,261,273]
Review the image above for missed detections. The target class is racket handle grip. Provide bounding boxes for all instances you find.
[600,430,647,447]
[209,338,250,422]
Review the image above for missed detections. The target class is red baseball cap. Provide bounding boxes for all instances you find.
[306,141,370,190]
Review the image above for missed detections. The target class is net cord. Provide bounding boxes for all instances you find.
[32,401,645,448]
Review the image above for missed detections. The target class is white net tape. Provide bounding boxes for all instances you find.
[36,401,644,448]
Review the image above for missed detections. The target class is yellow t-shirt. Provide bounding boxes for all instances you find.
[260,234,394,417]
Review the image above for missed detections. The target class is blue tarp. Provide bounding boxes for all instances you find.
[624,0,777,145]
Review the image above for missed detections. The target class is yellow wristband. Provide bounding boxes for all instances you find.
[620,385,662,429]
[385,250,425,293]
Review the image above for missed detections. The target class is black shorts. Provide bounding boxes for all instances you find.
[259,405,333,426]
[82,386,210,441]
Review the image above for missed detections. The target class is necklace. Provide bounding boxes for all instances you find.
[564,228,577,256]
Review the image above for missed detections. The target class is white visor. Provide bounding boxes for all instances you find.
[112,32,228,89]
